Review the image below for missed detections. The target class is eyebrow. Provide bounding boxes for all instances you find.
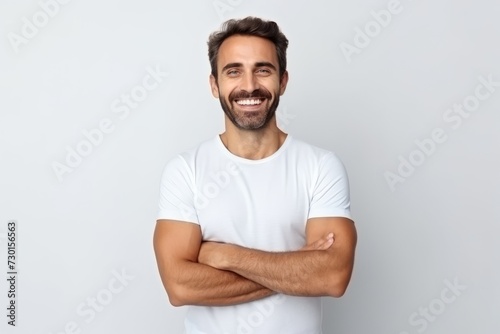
[221,62,278,73]
[255,62,277,71]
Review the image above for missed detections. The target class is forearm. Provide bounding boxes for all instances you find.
[229,247,333,295]
[204,244,349,297]
[165,260,274,306]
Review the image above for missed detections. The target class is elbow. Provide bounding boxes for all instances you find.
[156,262,198,307]
[325,272,353,298]
[328,282,349,298]
[167,287,185,307]
[169,296,186,307]
[166,284,191,307]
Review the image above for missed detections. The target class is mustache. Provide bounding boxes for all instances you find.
[229,88,272,101]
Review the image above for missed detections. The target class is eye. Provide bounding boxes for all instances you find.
[256,68,272,75]
[226,69,240,76]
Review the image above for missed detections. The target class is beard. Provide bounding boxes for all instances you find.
[218,86,280,131]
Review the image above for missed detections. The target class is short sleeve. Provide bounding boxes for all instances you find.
[308,152,352,220]
[157,155,199,224]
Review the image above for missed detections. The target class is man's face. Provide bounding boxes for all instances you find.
[210,35,288,131]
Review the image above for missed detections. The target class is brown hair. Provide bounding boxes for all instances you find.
[207,17,289,79]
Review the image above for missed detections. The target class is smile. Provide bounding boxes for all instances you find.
[235,99,264,106]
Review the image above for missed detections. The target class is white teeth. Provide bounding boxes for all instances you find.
[236,99,263,106]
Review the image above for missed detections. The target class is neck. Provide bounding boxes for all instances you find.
[220,120,287,160]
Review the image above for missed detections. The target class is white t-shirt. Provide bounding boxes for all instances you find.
[157,134,352,334]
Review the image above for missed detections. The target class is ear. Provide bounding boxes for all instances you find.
[279,70,289,96]
[209,74,220,98]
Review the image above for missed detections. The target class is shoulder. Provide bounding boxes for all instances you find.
[160,136,218,182]
[165,136,218,168]
[288,136,344,166]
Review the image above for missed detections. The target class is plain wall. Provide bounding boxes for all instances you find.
[1,0,498,333]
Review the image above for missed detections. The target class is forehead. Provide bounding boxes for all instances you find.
[217,35,279,69]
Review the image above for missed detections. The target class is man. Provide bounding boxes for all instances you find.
[153,17,357,334]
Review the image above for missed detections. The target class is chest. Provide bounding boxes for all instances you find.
[194,162,314,251]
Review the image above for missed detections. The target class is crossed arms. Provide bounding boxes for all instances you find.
[153,216,357,307]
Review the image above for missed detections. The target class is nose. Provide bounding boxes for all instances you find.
[240,72,259,93]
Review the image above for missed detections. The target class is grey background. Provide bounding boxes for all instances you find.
[1,0,499,333]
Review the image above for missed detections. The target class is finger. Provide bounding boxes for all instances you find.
[313,234,334,250]
[321,234,335,250]
[302,233,335,251]
[303,238,325,251]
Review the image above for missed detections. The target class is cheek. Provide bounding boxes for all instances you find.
[217,83,233,99]
[265,79,281,94]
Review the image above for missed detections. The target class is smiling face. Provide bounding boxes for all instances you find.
[210,35,288,131]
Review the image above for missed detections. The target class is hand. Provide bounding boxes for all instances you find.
[301,233,334,251]
[198,241,228,269]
